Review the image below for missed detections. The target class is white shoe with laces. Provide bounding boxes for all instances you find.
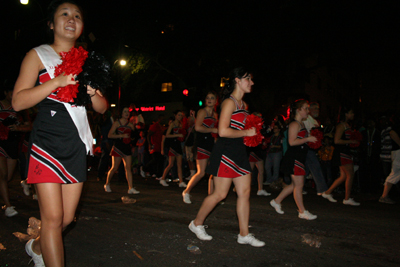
[104,184,112,192]
[322,192,337,202]
[160,180,169,186]
[128,188,140,194]
[298,210,317,220]
[343,198,360,206]
[270,199,284,214]
[21,180,30,196]
[182,191,191,204]
[178,182,187,188]
[237,233,265,247]
[25,239,45,267]
[4,206,18,217]
[140,166,146,178]
[189,220,212,240]
[257,189,271,196]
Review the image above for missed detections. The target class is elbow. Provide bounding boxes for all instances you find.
[12,100,23,112]
[195,125,202,132]
[218,129,228,138]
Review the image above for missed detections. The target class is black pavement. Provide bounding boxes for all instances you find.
[1,170,399,267]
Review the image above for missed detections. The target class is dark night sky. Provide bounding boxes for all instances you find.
[3,0,400,113]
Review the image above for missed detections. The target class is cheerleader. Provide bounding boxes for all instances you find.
[13,1,108,265]
[270,100,318,220]
[247,112,270,196]
[189,67,265,247]
[158,110,187,187]
[322,106,360,205]
[104,107,140,194]
[182,91,218,204]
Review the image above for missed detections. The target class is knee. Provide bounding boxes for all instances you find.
[42,213,64,230]
[213,192,228,202]
[62,216,75,229]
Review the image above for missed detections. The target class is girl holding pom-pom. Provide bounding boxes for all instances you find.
[270,99,318,220]
[13,1,108,266]
[188,67,265,247]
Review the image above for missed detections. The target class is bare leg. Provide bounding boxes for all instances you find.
[324,166,347,195]
[122,156,133,189]
[274,182,294,204]
[343,164,354,200]
[194,177,232,226]
[176,155,184,183]
[256,160,264,191]
[292,175,305,213]
[381,182,393,198]
[35,182,83,267]
[7,158,17,181]
[0,157,11,207]
[184,159,208,194]
[208,175,214,195]
[161,156,176,181]
[232,174,251,236]
[105,156,122,186]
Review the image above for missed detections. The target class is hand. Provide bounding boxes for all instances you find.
[8,124,18,131]
[246,127,257,137]
[350,140,359,144]
[308,136,318,143]
[177,134,184,138]
[87,85,97,97]
[55,73,77,88]
[212,128,218,134]
[121,133,130,138]
[161,150,164,155]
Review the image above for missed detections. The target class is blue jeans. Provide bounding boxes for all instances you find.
[305,150,328,193]
[265,151,283,183]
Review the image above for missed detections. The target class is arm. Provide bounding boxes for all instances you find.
[107,121,128,139]
[334,123,357,145]
[390,130,400,147]
[161,135,166,155]
[166,123,183,138]
[88,86,107,114]
[13,49,78,111]
[194,109,218,134]
[287,121,316,146]
[218,99,255,138]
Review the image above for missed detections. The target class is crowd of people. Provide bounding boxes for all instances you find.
[1,0,399,266]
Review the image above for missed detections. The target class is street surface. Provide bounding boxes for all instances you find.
[1,170,399,267]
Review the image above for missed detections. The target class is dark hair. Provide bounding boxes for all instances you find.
[119,106,130,118]
[47,0,85,44]
[221,67,251,101]
[205,90,218,99]
[173,110,182,116]
[289,99,309,122]
[338,105,354,123]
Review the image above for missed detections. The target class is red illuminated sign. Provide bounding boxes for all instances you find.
[135,106,165,112]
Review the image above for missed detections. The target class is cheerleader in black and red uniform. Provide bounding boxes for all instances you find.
[0,87,21,217]
[270,99,318,220]
[188,67,265,247]
[104,107,139,195]
[158,110,187,187]
[182,91,218,204]
[247,112,270,197]
[323,106,360,206]
[13,1,108,265]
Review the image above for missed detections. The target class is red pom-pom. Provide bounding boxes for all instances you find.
[53,47,88,103]
[308,128,324,149]
[349,130,363,148]
[0,123,9,140]
[243,114,264,147]
[177,128,186,142]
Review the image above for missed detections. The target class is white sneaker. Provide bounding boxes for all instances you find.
[182,191,191,204]
[189,220,212,240]
[298,210,317,220]
[302,190,308,195]
[343,198,360,206]
[322,192,337,202]
[237,233,265,247]
[257,189,271,196]
[25,239,45,267]
[4,206,18,217]
[33,194,38,200]
[160,180,169,186]
[185,176,192,181]
[140,166,146,178]
[128,188,140,194]
[179,182,187,188]
[21,180,30,196]
[270,199,284,214]
[152,174,157,178]
[104,184,112,192]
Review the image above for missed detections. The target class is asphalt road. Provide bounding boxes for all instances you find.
[1,170,399,267]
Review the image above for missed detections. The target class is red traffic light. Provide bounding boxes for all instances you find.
[183,89,189,96]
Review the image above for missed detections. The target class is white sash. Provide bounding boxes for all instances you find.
[34,44,93,155]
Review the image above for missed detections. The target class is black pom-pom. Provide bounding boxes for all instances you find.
[73,51,112,106]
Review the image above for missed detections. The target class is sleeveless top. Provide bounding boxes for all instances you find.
[229,95,248,130]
